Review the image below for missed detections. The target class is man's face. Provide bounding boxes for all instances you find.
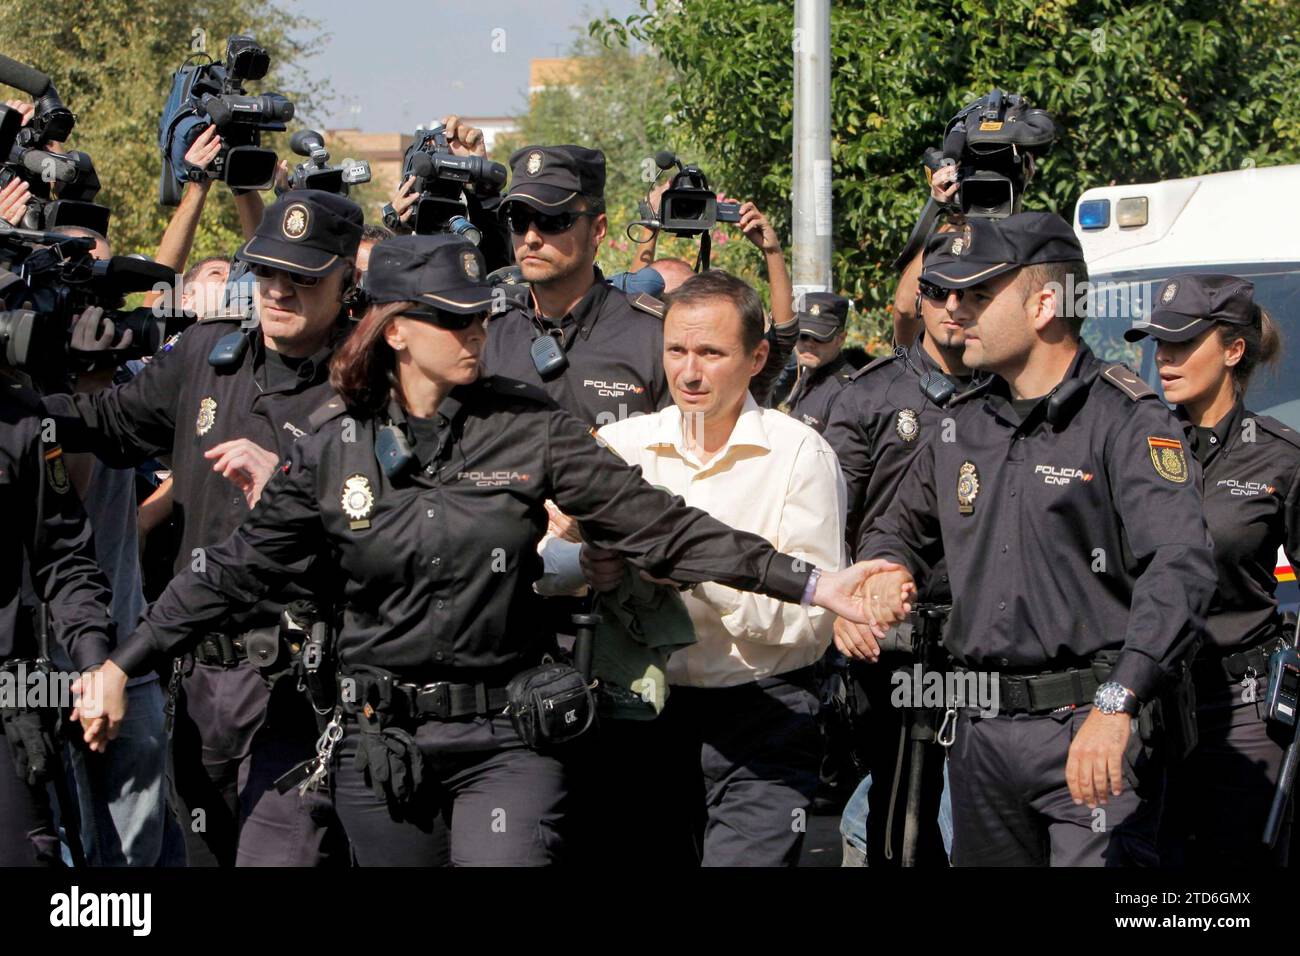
[946,269,1037,374]
[795,331,845,369]
[182,260,231,319]
[664,298,768,424]
[255,263,348,353]
[510,200,606,286]
[920,287,967,350]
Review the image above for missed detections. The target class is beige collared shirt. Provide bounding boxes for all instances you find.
[594,393,846,688]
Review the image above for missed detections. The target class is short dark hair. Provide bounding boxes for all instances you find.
[1020,259,1089,337]
[665,270,766,352]
[361,223,394,244]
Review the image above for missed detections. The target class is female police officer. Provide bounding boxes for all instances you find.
[1124,273,1298,866]
[81,234,890,866]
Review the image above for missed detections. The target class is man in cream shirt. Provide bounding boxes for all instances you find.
[578,270,847,865]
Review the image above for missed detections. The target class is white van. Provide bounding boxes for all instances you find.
[1075,164,1300,598]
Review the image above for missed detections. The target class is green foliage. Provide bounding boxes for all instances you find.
[0,0,330,261]
[597,0,1300,344]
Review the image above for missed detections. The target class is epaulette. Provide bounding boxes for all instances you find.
[1254,415,1300,451]
[849,351,900,381]
[307,395,350,432]
[1099,363,1156,401]
[628,293,666,320]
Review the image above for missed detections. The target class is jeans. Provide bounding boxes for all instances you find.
[840,760,953,865]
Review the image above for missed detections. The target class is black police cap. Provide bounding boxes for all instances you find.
[503,145,606,211]
[365,234,494,316]
[796,292,850,341]
[237,190,364,275]
[920,211,1084,290]
[1123,274,1258,343]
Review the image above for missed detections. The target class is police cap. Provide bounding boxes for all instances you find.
[236,189,364,275]
[1123,274,1258,343]
[503,145,606,211]
[920,211,1084,290]
[364,234,494,319]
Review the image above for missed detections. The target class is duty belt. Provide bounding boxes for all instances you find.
[956,661,1111,715]
[194,626,279,668]
[1194,635,1288,686]
[340,670,509,721]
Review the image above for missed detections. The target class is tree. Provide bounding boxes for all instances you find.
[598,0,1300,345]
[0,0,331,261]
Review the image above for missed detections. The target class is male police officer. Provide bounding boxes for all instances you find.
[776,293,855,434]
[39,189,362,866]
[823,274,978,866]
[857,212,1217,866]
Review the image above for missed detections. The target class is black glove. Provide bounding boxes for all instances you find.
[0,707,60,786]
[353,725,424,804]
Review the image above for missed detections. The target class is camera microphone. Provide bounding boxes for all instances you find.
[654,150,680,171]
[289,128,327,161]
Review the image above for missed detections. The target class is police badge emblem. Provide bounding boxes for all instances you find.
[1161,281,1178,305]
[341,474,375,530]
[809,304,821,315]
[1147,437,1188,483]
[526,151,543,175]
[950,237,965,255]
[957,461,979,514]
[282,203,309,240]
[44,446,70,495]
[195,397,217,436]
[462,252,481,279]
[896,408,920,442]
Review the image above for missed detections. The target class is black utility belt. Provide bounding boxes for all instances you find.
[954,661,1111,716]
[1194,635,1288,686]
[339,670,510,721]
[194,626,280,669]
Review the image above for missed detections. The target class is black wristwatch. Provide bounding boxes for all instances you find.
[1093,681,1140,716]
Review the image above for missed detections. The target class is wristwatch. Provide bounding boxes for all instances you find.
[1093,681,1139,716]
[800,567,822,607]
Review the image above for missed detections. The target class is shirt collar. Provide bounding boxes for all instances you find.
[253,315,346,394]
[986,341,1095,428]
[1181,398,1244,465]
[534,267,611,342]
[650,392,771,463]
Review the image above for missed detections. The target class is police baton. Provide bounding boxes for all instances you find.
[571,613,600,684]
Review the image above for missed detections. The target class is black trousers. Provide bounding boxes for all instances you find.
[331,714,568,866]
[171,660,343,866]
[1162,678,1293,867]
[948,706,1163,866]
[0,725,62,866]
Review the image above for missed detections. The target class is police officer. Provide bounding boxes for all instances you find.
[80,234,882,866]
[823,275,980,866]
[857,212,1218,866]
[774,293,855,433]
[1,383,114,866]
[1124,274,1298,866]
[39,189,363,866]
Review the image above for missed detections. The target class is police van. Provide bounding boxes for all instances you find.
[1074,163,1300,603]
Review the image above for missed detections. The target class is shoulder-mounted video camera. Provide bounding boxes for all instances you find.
[0,222,195,385]
[0,55,110,235]
[159,35,295,205]
[627,151,741,271]
[923,89,1057,220]
[287,129,371,195]
[397,123,507,237]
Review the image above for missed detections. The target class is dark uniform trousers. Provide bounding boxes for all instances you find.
[1161,679,1293,867]
[330,715,568,867]
[173,661,341,867]
[0,727,62,866]
[948,706,1163,867]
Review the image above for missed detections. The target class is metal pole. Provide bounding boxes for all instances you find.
[792,0,833,304]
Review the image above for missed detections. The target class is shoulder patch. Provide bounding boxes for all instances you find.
[307,396,350,432]
[629,293,666,320]
[1100,363,1155,401]
[1253,415,1300,451]
[849,351,900,382]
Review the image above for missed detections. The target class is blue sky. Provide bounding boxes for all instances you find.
[287,0,644,132]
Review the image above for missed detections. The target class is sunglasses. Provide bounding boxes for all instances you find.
[249,262,330,288]
[918,278,962,303]
[503,204,599,236]
[398,308,489,330]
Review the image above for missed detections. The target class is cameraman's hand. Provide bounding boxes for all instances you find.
[183,123,222,175]
[0,177,32,226]
[930,163,959,203]
[3,99,34,127]
[70,306,133,353]
[735,200,781,255]
[273,159,291,194]
[441,115,487,158]
[390,175,419,226]
[647,178,670,219]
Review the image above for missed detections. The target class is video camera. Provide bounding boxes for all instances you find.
[651,151,740,236]
[923,89,1057,220]
[0,221,195,382]
[398,123,507,237]
[287,129,371,195]
[0,54,111,235]
[159,35,295,205]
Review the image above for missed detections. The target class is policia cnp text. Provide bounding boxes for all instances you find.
[80,233,884,866]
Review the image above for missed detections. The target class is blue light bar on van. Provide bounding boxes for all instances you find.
[1078,199,1110,230]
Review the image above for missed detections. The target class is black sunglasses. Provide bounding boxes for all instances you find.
[249,262,329,288]
[397,308,489,330]
[918,278,963,303]
[503,204,600,236]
